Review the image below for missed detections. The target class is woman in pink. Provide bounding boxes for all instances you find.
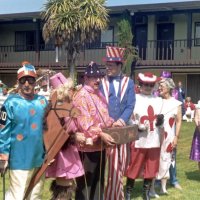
[45,73,85,200]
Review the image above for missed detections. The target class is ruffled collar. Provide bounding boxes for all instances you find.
[83,85,96,94]
[83,85,107,105]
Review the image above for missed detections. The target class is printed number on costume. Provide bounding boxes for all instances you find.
[0,106,7,125]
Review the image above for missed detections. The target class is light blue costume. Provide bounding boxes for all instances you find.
[0,93,48,170]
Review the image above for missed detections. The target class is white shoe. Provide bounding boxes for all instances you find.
[160,188,169,195]
[149,191,160,198]
[174,183,182,190]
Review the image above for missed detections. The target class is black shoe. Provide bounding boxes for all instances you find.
[125,178,135,200]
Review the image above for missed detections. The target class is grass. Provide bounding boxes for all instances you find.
[0,121,200,199]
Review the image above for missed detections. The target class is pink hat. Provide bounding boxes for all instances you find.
[137,72,161,84]
[50,72,68,89]
[103,46,125,63]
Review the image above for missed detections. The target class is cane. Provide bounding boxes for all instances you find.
[2,172,5,200]
[1,167,7,200]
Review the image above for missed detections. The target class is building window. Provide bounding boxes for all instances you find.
[15,31,36,51]
[101,26,114,47]
[15,31,54,51]
[195,22,200,46]
[84,26,115,49]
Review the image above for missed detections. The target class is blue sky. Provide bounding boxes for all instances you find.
[0,0,195,14]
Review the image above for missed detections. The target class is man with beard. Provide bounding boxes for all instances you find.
[0,61,48,200]
[75,62,115,200]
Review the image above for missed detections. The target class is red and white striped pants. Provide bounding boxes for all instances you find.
[104,144,127,200]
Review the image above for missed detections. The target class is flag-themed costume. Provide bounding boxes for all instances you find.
[100,46,135,200]
[101,75,135,200]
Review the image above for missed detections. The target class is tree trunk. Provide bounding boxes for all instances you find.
[66,49,77,81]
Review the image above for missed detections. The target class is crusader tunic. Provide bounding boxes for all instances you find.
[126,94,163,179]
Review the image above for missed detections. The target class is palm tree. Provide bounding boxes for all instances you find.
[42,0,109,79]
[117,11,138,77]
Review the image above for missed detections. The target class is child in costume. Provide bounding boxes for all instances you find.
[183,96,195,122]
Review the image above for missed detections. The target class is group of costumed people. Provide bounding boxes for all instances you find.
[0,46,136,200]
[0,45,199,200]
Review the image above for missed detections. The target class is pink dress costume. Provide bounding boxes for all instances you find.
[46,117,84,179]
[45,72,84,200]
[157,97,182,179]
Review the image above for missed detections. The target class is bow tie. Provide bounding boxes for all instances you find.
[109,76,121,82]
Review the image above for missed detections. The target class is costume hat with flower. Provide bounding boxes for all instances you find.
[84,61,104,77]
[103,46,125,63]
[160,71,172,78]
[17,61,37,79]
[137,72,161,84]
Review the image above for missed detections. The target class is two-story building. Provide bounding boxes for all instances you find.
[1,1,200,101]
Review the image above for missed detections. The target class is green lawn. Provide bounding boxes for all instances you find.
[0,121,200,199]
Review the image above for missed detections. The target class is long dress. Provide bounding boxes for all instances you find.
[157,97,182,179]
[190,108,200,162]
[46,117,84,179]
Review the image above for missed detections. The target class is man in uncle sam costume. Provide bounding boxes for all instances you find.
[125,72,164,200]
[0,61,48,200]
[100,46,136,200]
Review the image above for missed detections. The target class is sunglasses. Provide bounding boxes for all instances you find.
[142,83,155,87]
[19,77,36,84]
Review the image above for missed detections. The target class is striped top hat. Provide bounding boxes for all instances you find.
[17,61,37,79]
[104,46,125,63]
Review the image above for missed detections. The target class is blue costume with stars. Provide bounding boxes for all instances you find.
[0,93,48,170]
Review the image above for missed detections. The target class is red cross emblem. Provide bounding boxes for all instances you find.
[140,105,157,131]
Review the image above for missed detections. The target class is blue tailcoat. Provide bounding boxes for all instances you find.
[100,76,135,123]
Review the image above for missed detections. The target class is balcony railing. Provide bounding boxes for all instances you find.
[136,38,200,67]
[0,39,200,70]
